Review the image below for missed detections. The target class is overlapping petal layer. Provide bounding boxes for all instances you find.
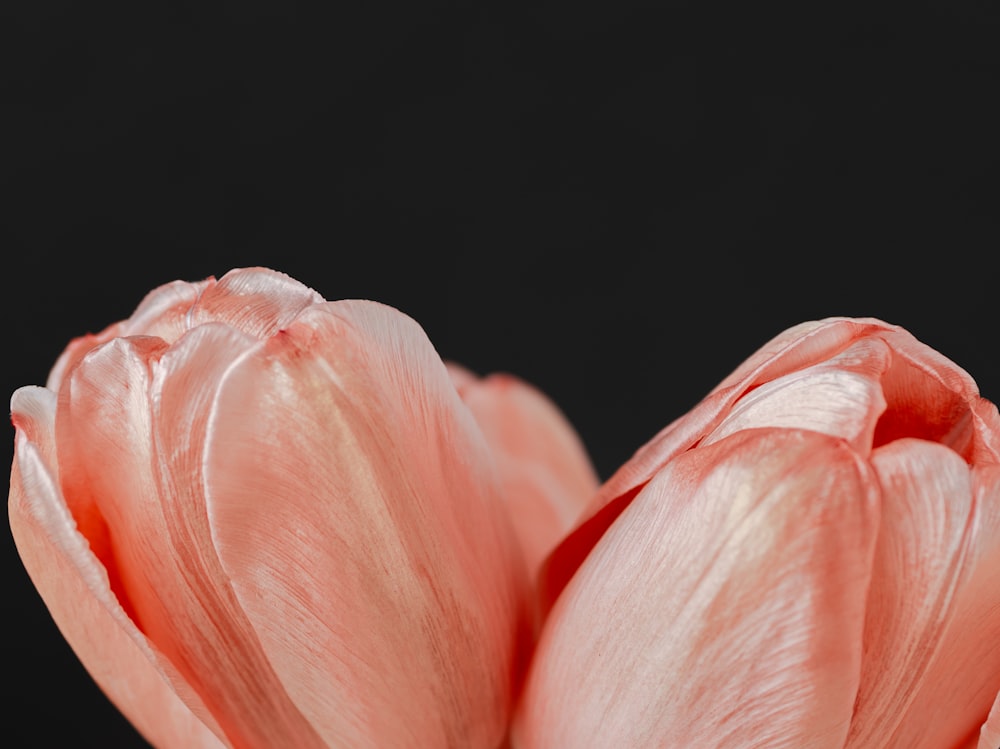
[515,428,880,748]
[10,267,535,748]
[9,386,226,749]
[449,365,598,583]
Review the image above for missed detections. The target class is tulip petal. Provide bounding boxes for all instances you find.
[187,267,324,339]
[858,458,1000,749]
[515,428,879,749]
[120,278,212,343]
[9,386,226,749]
[702,337,890,453]
[979,690,1000,749]
[46,268,322,395]
[710,316,893,394]
[846,439,976,746]
[878,327,1000,464]
[973,397,1000,466]
[56,327,326,748]
[872,327,992,461]
[45,279,211,393]
[451,366,600,580]
[203,301,530,748]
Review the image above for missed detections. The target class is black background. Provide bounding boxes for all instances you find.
[3,2,998,746]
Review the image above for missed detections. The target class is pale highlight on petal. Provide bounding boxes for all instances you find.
[204,301,530,748]
[186,267,324,338]
[515,429,879,749]
[702,337,890,454]
[9,388,226,749]
[709,317,894,395]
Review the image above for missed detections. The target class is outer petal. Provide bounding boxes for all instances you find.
[850,456,1000,749]
[57,328,326,748]
[514,428,880,749]
[846,440,977,747]
[9,386,226,749]
[203,301,530,748]
[450,365,599,580]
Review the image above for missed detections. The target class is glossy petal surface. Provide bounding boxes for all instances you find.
[702,337,890,453]
[9,386,226,749]
[204,301,530,748]
[56,328,325,748]
[515,428,879,749]
[846,439,975,746]
[869,462,1000,749]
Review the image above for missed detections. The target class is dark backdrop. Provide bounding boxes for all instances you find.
[3,2,998,746]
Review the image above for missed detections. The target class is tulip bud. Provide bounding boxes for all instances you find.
[518,317,1000,749]
[9,268,535,748]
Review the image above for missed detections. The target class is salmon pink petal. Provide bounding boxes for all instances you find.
[537,387,735,614]
[46,268,323,395]
[871,327,990,460]
[972,398,1000,465]
[57,328,326,748]
[451,368,599,580]
[445,360,479,390]
[45,279,211,393]
[45,320,125,394]
[203,301,530,748]
[186,267,324,339]
[119,278,213,343]
[112,267,321,345]
[846,439,976,746]
[604,317,889,501]
[865,462,1000,749]
[702,337,890,454]
[709,316,893,394]
[979,691,1000,749]
[9,387,226,749]
[514,428,879,748]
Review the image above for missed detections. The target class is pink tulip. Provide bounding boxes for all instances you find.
[518,317,1000,749]
[8,267,567,748]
